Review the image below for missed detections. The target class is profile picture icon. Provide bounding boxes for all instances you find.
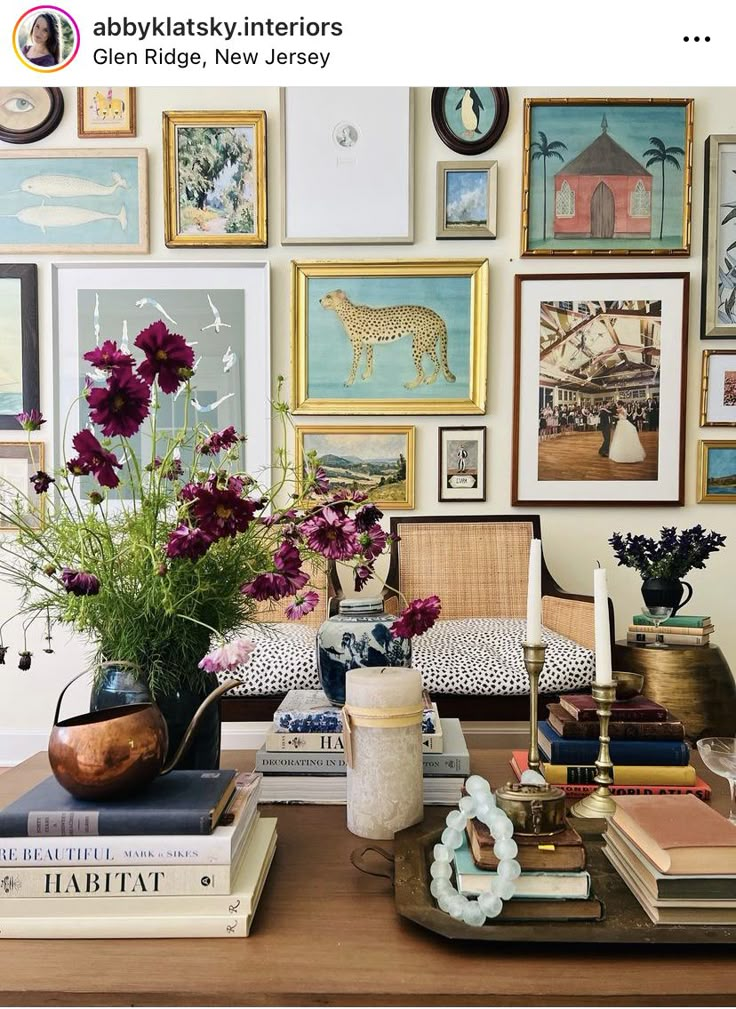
[13,6,79,71]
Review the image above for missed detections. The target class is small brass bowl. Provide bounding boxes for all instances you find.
[614,670,644,701]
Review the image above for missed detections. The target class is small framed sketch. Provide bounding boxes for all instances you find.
[701,350,736,427]
[0,264,39,430]
[702,135,736,338]
[438,426,486,501]
[0,87,64,144]
[0,441,44,530]
[295,425,415,509]
[77,88,136,138]
[163,110,267,248]
[697,441,736,503]
[436,162,497,240]
[431,89,509,155]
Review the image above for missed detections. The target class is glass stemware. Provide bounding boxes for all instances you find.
[640,605,674,648]
[697,737,736,823]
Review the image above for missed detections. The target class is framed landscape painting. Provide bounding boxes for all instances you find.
[77,88,136,138]
[521,98,693,256]
[163,110,267,247]
[512,273,689,506]
[296,425,415,509]
[436,161,497,239]
[698,441,736,503]
[701,135,736,338]
[291,259,489,415]
[0,264,38,430]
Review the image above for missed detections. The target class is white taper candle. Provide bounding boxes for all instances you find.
[593,568,613,685]
[526,539,542,645]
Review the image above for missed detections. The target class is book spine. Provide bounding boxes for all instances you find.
[631,614,711,628]
[548,715,685,741]
[558,698,666,722]
[554,782,712,800]
[539,726,690,766]
[627,631,711,646]
[256,751,467,775]
[542,763,697,786]
[0,913,249,938]
[627,623,713,635]
[0,808,214,839]
[0,861,238,899]
[264,731,444,753]
[273,708,438,735]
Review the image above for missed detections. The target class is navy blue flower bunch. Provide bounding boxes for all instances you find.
[609,525,726,580]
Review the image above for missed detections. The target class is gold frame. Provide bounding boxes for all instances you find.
[295,424,415,510]
[436,161,497,240]
[162,110,267,248]
[76,88,136,138]
[0,441,44,531]
[521,97,694,257]
[700,349,736,427]
[291,259,489,415]
[697,440,736,503]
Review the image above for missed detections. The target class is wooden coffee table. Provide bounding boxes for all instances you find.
[0,732,734,1007]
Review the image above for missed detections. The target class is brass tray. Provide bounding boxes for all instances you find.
[389,812,736,944]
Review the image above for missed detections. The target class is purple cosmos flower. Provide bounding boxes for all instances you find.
[67,457,91,477]
[311,466,330,494]
[285,591,320,620]
[358,525,388,562]
[61,568,101,596]
[301,506,359,560]
[16,410,45,431]
[83,340,135,373]
[87,367,151,438]
[71,430,123,489]
[189,478,258,539]
[18,651,32,671]
[148,456,184,481]
[165,524,213,561]
[391,595,441,639]
[241,571,293,602]
[353,564,374,592]
[354,503,383,531]
[30,470,54,494]
[135,321,195,394]
[197,425,243,455]
[198,637,256,673]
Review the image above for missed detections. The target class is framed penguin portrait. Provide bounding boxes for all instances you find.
[431,88,509,155]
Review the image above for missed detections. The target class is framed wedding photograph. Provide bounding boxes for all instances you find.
[701,135,736,338]
[512,273,689,506]
[697,440,736,503]
[291,259,489,415]
[436,161,497,240]
[295,425,415,509]
[281,88,412,244]
[521,98,693,256]
[701,350,736,427]
[438,426,486,502]
[431,88,509,155]
[77,88,136,138]
[163,110,267,247]
[0,441,44,530]
[0,264,39,430]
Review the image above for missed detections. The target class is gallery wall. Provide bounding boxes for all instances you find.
[0,84,734,760]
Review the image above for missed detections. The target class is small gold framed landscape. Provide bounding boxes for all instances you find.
[291,259,489,415]
[295,425,415,510]
[77,88,136,138]
[436,162,497,240]
[163,110,267,248]
[700,350,736,427]
[697,440,736,503]
[0,441,44,530]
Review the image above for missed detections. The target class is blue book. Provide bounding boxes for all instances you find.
[538,721,690,766]
[453,837,591,899]
[0,770,237,837]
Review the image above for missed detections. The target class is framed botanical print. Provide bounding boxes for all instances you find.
[77,88,136,138]
[431,88,509,155]
[0,87,64,144]
[701,135,736,337]
[697,441,736,503]
[291,259,489,415]
[701,350,736,427]
[522,98,693,256]
[296,425,415,509]
[513,273,689,506]
[436,161,497,240]
[281,88,412,244]
[163,110,267,247]
[0,441,44,530]
[0,264,39,430]
[438,426,486,502]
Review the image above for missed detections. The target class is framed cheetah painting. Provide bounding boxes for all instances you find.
[290,259,489,415]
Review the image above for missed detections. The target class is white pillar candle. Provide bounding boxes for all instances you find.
[344,667,423,840]
[526,539,542,645]
[593,568,613,685]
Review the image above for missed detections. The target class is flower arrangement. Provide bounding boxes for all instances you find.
[0,321,440,691]
[608,525,727,581]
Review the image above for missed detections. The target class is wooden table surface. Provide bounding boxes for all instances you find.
[0,739,735,1007]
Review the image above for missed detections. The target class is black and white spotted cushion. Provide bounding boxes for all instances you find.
[221,617,594,697]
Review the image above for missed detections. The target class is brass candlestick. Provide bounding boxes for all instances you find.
[522,642,547,774]
[571,681,617,818]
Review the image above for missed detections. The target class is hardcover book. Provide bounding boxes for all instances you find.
[265,719,444,754]
[538,721,690,766]
[627,621,714,635]
[546,704,685,741]
[466,818,586,872]
[559,694,668,722]
[258,774,463,805]
[453,837,591,899]
[273,689,438,734]
[631,614,712,628]
[626,631,711,647]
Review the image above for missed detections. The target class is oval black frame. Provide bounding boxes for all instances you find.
[0,88,64,145]
[431,88,510,156]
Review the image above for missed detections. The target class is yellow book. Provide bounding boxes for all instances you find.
[541,761,696,787]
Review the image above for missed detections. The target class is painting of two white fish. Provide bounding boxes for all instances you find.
[0,148,147,253]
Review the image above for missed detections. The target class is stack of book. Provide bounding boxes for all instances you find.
[0,767,276,938]
[509,692,711,800]
[604,794,736,924]
[258,688,467,804]
[627,613,714,647]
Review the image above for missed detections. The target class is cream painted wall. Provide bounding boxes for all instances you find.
[1,85,735,756]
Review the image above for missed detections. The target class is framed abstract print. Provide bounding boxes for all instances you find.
[0,87,63,144]
[522,98,693,256]
[0,441,44,530]
[697,441,736,503]
[512,273,689,506]
[291,259,489,415]
[163,110,267,248]
[281,88,412,244]
[438,426,486,502]
[0,264,39,430]
[77,88,136,138]
[436,161,497,240]
[701,135,736,337]
[296,425,415,509]
[431,88,509,155]
[701,350,736,427]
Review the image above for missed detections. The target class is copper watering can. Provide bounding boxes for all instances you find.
[48,663,242,801]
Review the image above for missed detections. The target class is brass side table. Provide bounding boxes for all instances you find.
[614,640,736,741]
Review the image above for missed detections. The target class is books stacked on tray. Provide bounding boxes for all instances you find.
[603,795,736,924]
[509,692,711,800]
[258,688,466,804]
[627,613,714,647]
[0,767,275,938]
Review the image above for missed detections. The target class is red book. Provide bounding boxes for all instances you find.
[559,694,668,722]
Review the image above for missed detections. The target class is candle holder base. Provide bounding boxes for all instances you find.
[570,789,617,819]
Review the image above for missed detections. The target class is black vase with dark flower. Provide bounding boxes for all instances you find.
[641,578,693,616]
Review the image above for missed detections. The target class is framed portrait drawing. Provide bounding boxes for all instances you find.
[291,259,489,415]
[0,87,63,144]
[0,264,39,430]
[0,148,147,253]
[436,161,497,240]
[701,135,736,338]
[281,88,412,244]
[512,273,689,507]
[431,88,509,155]
[438,426,486,502]
[163,110,267,248]
[0,441,44,530]
[77,88,136,138]
[698,441,736,503]
[295,425,415,510]
[52,262,271,488]
[522,98,693,256]
[701,350,736,427]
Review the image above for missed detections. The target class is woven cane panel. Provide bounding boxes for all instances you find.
[543,595,595,650]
